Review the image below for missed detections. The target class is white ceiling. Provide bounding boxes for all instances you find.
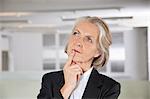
[0,0,150,32]
[1,0,150,12]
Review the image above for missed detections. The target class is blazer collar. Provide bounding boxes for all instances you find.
[58,68,104,98]
[82,68,103,98]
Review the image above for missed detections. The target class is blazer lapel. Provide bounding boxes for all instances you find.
[82,68,103,99]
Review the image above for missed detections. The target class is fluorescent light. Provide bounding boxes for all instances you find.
[61,8,121,21]
[0,12,31,17]
[17,24,53,28]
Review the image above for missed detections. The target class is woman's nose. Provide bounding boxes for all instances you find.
[76,42,82,47]
[75,38,83,48]
[74,36,83,48]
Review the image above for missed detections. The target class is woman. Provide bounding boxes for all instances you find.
[37,16,121,99]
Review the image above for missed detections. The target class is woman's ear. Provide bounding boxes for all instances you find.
[94,50,101,58]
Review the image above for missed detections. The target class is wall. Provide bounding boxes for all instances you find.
[124,27,148,80]
[0,32,2,71]
[148,26,150,80]
[11,32,43,71]
[0,0,2,12]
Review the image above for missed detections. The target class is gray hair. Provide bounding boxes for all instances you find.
[65,16,112,68]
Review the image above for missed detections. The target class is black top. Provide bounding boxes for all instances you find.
[37,68,121,99]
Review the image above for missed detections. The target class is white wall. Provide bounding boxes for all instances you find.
[11,32,43,71]
[148,26,150,80]
[1,35,9,51]
[0,32,2,71]
[124,27,148,80]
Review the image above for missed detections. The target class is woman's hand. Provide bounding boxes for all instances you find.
[60,51,83,99]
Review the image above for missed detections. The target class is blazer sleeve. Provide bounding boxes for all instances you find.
[37,74,52,99]
[102,83,121,99]
[37,73,64,99]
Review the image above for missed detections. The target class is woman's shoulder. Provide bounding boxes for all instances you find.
[97,72,120,88]
[93,68,119,84]
[41,70,64,82]
[43,70,63,78]
[95,70,121,97]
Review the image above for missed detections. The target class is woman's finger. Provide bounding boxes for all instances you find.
[70,64,83,74]
[65,51,75,68]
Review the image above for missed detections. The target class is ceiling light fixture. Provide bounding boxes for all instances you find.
[0,12,31,17]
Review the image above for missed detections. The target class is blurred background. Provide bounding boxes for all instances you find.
[0,0,150,99]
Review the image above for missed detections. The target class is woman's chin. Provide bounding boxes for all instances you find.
[73,57,82,63]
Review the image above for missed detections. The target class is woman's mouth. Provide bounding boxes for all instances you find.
[73,49,80,53]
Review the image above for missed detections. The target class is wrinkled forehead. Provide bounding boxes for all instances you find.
[73,20,100,39]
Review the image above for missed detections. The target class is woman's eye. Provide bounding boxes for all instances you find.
[86,37,93,43]
[73,32,79,36]
[88,39,93,43]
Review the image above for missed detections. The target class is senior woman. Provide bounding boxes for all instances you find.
[37,16,121,99]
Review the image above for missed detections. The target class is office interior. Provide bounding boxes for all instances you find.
[0,0,150,99]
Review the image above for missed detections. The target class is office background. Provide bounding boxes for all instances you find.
[0,0,150,99]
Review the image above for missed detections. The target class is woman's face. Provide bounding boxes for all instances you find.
[67,21,100,64]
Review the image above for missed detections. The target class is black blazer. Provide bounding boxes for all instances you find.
[37,68,121,99]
